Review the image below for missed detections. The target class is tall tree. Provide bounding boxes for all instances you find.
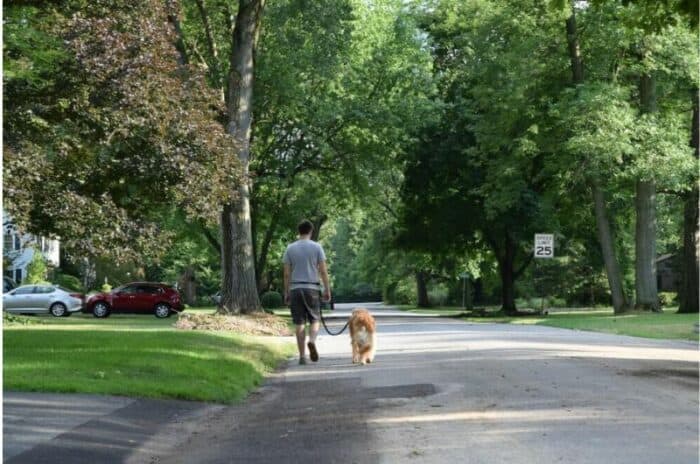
[562,3,631,313]
[679,87,699,313]
[4,1,238,264]
[219,0,266,314]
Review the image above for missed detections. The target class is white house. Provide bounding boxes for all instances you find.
[3,212,59,283]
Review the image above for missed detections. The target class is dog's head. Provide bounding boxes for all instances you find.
[350,307,376,331]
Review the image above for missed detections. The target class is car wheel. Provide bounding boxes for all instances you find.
[93,302,111,318]
[49,303,68,317]
[154,303,171,318]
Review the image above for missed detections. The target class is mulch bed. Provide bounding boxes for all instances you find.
[174,311,291,336]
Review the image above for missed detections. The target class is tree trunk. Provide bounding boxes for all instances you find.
[255,201,286,291]
[635,72,660,311]
[592,183,630,312]
[565,7,630,313]
[310,214,327,242]
[679,87,699,313]
[179,266,196,305]
[220,0,266,314]
[415,270,430,308]
[634,180,659,311]
[499,231,518,315]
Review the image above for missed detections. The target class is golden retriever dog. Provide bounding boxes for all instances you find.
[348,308,376,365]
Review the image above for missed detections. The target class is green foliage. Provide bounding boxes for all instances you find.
[4,1,241,263]
[53,272,83,292]
[3,311,41,326]
[428,284,450,307]
[658,292,679,307]
[260,291,284,309]
[383,277,416,305]
[101,282,112,293]
[24,249,48,284]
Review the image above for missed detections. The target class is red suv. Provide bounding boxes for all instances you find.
[85,282,184,318]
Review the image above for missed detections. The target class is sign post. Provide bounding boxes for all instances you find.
[534,234,554,314]
[459,272,471,310]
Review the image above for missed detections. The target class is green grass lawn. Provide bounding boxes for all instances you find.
[3,311,295,404]
[399,306,699,341]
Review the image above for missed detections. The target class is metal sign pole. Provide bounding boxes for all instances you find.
[534,234,554,314]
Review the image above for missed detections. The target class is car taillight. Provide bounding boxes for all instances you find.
[70,293,84,299]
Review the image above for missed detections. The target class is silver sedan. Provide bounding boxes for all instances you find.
[3,285,84,317]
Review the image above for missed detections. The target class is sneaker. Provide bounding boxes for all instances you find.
[307,342,319,362]
[299,357,307,365]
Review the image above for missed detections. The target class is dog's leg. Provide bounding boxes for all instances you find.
[351,340,359,364]
[367,332,376,363]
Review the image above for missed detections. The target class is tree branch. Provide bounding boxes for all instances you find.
[198,222,221,255]
[514,252,534,280]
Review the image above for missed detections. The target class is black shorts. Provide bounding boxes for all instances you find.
[290,288,321,325]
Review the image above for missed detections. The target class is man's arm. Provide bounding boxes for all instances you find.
[318,260,331,302]
[283,263,291,305]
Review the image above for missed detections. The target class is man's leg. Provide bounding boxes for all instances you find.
[307,320,320,362]
[296,324,307,361]
[308,321,320,344]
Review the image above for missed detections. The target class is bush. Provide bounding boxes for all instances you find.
[658,292,678,307]
[260,291,283,309]
[384,278,415,305]
[54,272,83,292]
[428,285,449,307]
[24,249,48,284]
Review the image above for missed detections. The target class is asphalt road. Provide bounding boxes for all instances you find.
[4,303,698,463]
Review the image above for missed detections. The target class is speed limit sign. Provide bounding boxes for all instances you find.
[534,234,554,259]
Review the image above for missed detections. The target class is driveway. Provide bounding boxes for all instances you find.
[4,302,699,463]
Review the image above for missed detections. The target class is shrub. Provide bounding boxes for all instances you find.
[260,291,283,309]
[384,278,415,305]
[101,282,112,292]
[658,292,678,307]
[428,285,449,307]
[54,272,83,291]
[24,249,48,284]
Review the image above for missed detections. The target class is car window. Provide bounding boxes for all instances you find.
[35,286,56,294]
[13,286,36,295]
[119,285,139,294]
[138,285,162,294]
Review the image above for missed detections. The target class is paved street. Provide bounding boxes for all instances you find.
[4,303,699,463]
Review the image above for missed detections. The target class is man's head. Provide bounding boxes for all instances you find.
[298,219,314,237]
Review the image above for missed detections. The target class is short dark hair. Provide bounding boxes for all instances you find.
[298,219,314,235]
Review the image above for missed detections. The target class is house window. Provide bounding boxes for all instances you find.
[3,234,11,253]
[13,235,21,251]
[15,269,22,282]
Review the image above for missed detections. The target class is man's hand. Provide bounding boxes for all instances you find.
[323,288,331,303]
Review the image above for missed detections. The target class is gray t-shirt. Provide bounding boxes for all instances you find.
[283,239,326,291]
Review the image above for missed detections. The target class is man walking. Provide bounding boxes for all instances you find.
[283,219,332,365]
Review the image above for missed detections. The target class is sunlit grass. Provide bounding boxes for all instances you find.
[399,305,699,341]
[3,312,295,403]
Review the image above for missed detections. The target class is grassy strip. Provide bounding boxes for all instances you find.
[532,310,699,340]
[399,306,699,341]
[4,313,295,404]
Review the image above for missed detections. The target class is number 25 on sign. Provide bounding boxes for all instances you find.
[534,234,554,258]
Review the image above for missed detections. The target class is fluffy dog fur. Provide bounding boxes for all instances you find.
[348,308,376,365]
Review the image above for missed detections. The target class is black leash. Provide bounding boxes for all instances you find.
[320,300,350,336]
[292,283,350,336]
